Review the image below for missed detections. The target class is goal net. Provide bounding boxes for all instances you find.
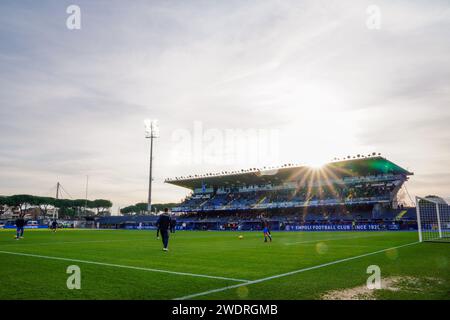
[416,196,450,242]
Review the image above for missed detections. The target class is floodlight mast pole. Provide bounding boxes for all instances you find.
[84,175,88,217]
[56,182,60,200]
[146,121,157,215]
[148,129,154,214]
[54,182,60,220]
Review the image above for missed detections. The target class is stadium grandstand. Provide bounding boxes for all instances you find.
[162,156,415,230]
[98,156,417,231]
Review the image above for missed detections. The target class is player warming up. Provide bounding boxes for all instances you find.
[170,214,177,233]
[156,208,171,251]
[262,219,272,243]
[156,224,160,239]
[15,214,25,240]
[50,219,58,232]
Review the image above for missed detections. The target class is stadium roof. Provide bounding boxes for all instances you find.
[165,157,413,190]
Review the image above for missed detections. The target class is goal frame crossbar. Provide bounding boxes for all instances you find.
[415,196,449,243]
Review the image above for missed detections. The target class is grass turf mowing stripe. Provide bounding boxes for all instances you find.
[284,232,386,245]
[0,250,249,283]
[174,241,420,300]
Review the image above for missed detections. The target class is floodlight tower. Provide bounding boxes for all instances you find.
[145,119,159,214]
[54,182,60,220]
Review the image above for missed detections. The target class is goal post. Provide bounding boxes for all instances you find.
[415,196,450,242]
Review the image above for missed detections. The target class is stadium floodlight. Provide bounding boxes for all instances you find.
[144,119,159,138]
[416,196,450,242]
[144,119,159,214]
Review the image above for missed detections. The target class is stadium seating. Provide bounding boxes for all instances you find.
[175,181,398,212]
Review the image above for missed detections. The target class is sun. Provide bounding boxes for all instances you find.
[305,159,327,169]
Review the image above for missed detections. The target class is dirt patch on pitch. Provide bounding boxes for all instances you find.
[321,276,443,300]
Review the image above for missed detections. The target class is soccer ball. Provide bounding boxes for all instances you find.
[238,235,243,239]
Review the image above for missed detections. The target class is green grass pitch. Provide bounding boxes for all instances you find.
[0,229,448,300]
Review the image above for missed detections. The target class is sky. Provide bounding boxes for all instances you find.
[0,0,449,213]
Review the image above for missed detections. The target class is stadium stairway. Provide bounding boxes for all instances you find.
[257,196,267,204]
[394,210,408,221]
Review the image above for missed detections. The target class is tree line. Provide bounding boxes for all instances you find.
[0,194,113,218]
[120,202,178,215]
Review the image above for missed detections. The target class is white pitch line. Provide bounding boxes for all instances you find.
[174,241,420,300]
[0,239,140,247]
[0,250,249,283]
